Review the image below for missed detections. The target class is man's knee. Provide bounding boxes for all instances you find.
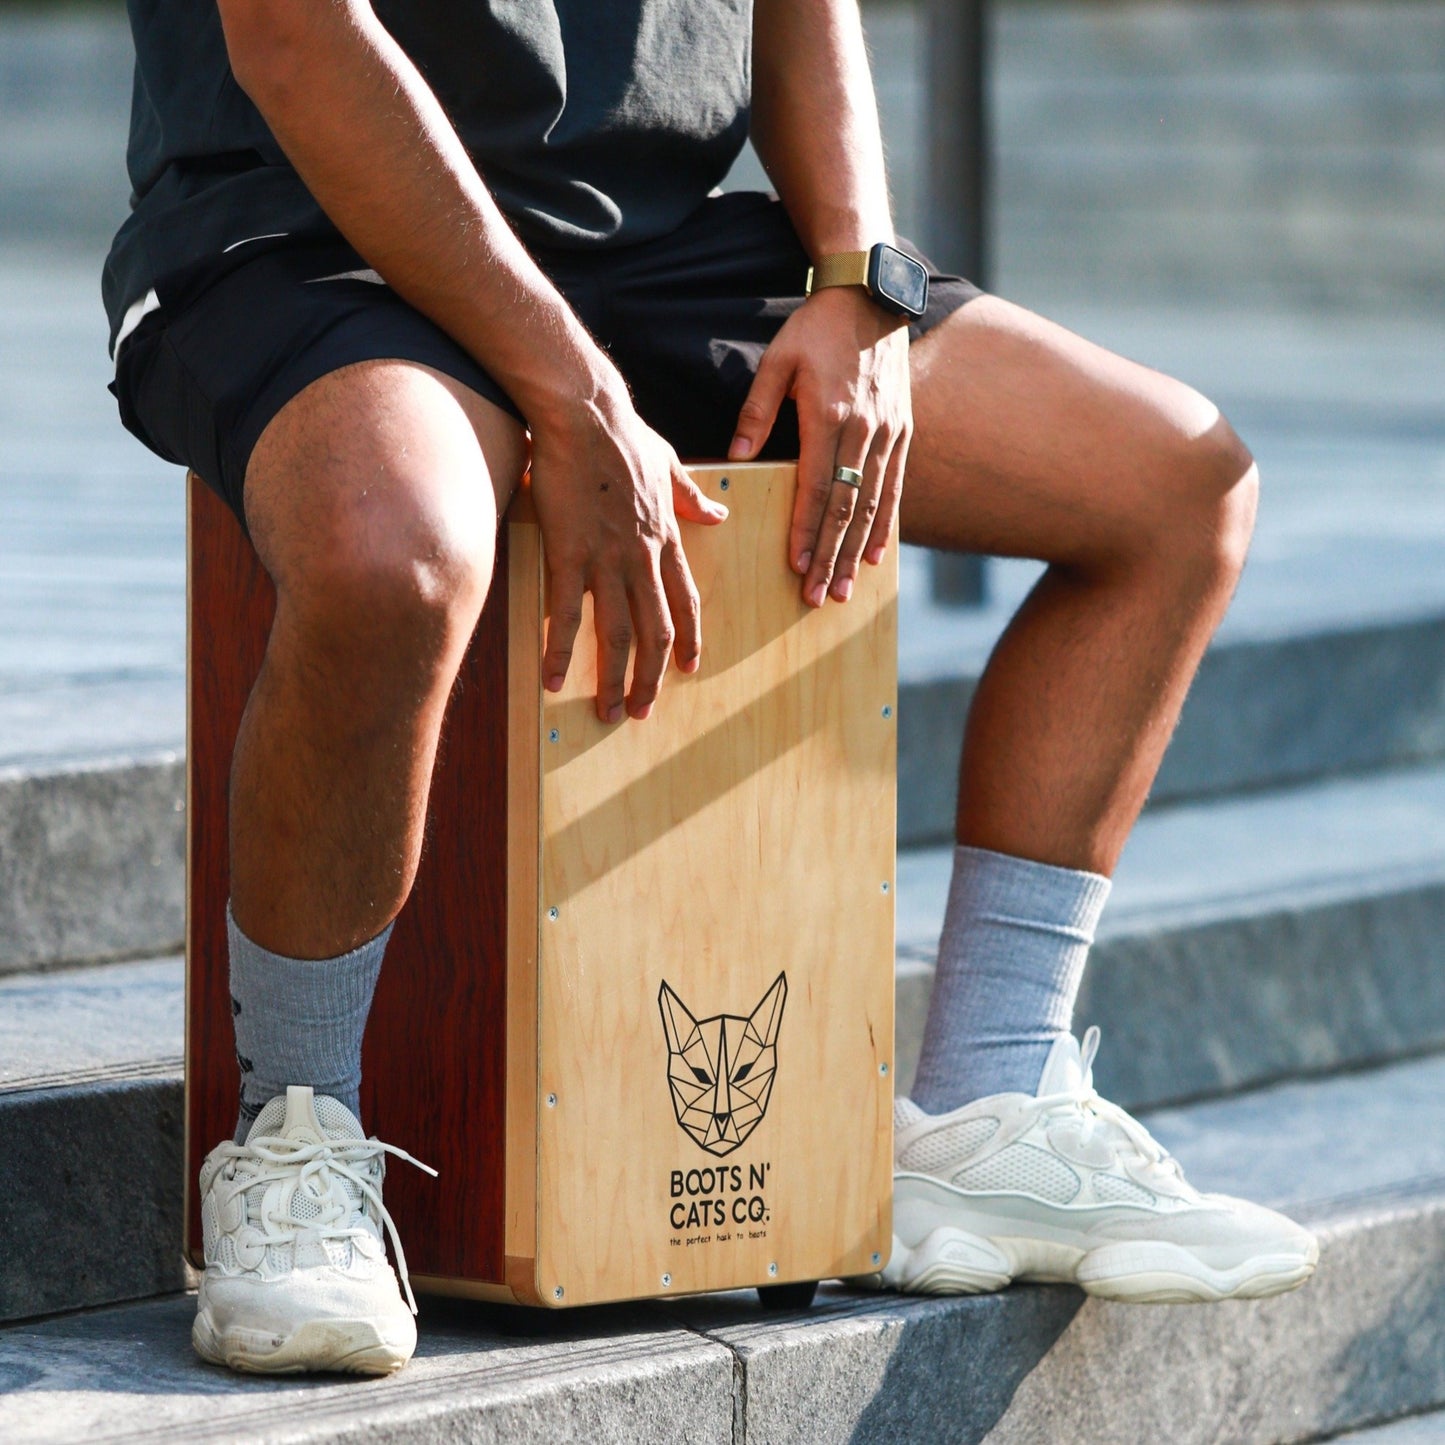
[246,363,513,687]
[1125,410,1258,602]
[1174,414,1259,591]
[281,478,495,681]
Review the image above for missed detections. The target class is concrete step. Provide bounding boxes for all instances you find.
[1,1052,1441,1443]
[669,1053,1445,1445]
[0,957,183,1322]
[0,754,183,977]
[897,601,1445,849]
[9,589,1445,973]
[8,760,1445,1322]
[896,760,1445,1106]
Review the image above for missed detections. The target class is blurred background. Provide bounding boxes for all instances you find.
[3,0,1443,781]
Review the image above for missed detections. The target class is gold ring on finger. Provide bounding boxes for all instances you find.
[832,465,863,489]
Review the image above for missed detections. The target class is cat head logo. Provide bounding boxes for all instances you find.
[658,973,787,1156]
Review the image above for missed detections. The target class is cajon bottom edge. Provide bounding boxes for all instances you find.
[409,1268,839,1310]
[410,1274,530,1307]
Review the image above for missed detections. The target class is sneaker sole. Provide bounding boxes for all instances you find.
[193,1308,415,1376]
[1076,1239,1320,1303]
[879,1225,1319,1304]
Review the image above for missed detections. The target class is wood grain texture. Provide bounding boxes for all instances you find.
[185,474,512,1284]
[502,501,543,1303]
[533,462,896,1306]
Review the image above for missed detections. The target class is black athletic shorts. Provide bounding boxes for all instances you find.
[112,191,982,534]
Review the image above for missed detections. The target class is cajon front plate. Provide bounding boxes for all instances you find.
[187,462,896,1307]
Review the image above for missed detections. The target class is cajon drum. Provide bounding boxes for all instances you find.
[186,462,897,1307]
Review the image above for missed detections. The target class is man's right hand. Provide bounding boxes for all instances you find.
[218,2,726,724]
[528,384,728,723]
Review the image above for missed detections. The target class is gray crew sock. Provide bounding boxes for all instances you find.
[228,903,391,1142]
[910,844,1111,1114]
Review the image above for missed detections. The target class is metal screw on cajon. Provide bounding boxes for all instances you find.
[183,463,895,1314]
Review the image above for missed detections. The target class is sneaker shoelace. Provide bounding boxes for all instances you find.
[1033,1026,1185,1185]
[212,1134,438,1313]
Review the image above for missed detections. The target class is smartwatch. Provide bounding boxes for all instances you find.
[804,242,929,321]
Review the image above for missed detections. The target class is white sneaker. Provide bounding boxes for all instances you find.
[884,1028,1319,1303]
[193,1086,436,1375]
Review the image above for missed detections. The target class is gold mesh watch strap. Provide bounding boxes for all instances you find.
[804,250,871,297]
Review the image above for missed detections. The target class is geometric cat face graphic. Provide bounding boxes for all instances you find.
[658,973,787,1156]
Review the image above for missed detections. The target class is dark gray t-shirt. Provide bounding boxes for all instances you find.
[103,0,753,349]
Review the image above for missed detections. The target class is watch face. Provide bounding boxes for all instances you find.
[871,245,929,317]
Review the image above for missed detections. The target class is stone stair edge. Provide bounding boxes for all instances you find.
[1,1180,1441,1444]
[0,746,181,787]
[900,609,1445,843]
[0,1056,181,1099]
[667,1194,1445,1445]
[0,1291,739,1445]
[1331,1407,1445,1443]
[0,1072,185,1324]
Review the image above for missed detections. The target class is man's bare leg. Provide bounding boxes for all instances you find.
[194,360,528,1376]
[222,359,525,1135]
[900,296,1258,876]
[896,295,1257,1111]
[878,301,1315,1303]
[233,359,527,960]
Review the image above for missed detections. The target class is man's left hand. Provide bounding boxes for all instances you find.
[728,286,912,606]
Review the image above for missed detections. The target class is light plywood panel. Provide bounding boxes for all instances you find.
[532,462,896,1307]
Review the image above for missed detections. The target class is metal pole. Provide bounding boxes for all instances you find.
[924,0,990,606]
[925,0,989,282]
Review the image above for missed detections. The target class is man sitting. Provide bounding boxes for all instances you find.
[105,0,1316,1375]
